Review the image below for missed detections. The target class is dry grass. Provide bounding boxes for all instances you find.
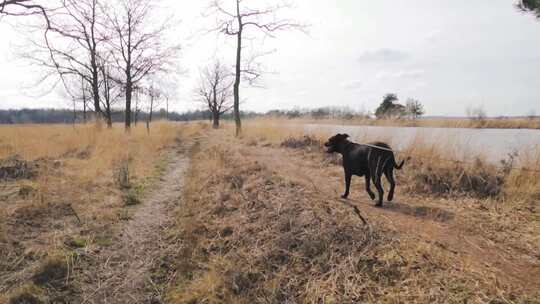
[165,125,539,303]
[2,120,538,302]
[0,121,203,302]
[0,121,181,181]
[268,116,540,129]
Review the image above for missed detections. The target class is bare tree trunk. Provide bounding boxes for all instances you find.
[166,97,169,120]
[91,67,101,116]
[105,108,112,128]
[233,0,242,137]
[212,111,219,129]
[83,100,87,123]
[81,75,87,123]
[146,95,154,134]
[72,98,77,125]
[99,61,115,129]
[234,30,242,136]
[125,80,132,132]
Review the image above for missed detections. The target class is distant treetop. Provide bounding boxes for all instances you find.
[517,0,540,19]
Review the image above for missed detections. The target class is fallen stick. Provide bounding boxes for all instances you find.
[339,199,369,226]
[68,203,82,225]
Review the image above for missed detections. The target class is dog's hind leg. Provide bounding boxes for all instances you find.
[364,173,376,200]
[342,170,352,199]
[371,167,384,207]
[384,168,396,202]
[371,156,384,207]
[374,176,384,207]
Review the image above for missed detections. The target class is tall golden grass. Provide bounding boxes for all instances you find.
[0,121,209,187]
[264,116,540,129]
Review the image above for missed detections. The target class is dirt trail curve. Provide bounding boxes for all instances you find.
[79,142,192,304]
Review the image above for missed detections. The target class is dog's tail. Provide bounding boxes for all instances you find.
[394,157,410,170]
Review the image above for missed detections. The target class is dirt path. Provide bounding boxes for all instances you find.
[78,145,190,304]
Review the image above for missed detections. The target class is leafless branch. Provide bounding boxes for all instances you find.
[105,0,181,131]
[208,0,306,135]
[195,59,233,128]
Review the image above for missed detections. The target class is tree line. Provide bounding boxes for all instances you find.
[0,108,264,124]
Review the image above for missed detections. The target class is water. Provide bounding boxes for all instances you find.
[303,124,540,164]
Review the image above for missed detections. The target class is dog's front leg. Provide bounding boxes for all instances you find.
[342,170,351,199]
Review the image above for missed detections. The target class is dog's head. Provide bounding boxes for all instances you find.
[324,133,350,153]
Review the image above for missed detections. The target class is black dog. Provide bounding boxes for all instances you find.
[324,133,405,207]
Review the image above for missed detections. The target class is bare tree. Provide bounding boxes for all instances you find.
[209,0,304,136]
[75,74,91,123]
[133,90,141,125]
[144,83,162,134]
[107,0,180,132]
[405,98,425,120]
[81,75,89,122]
[161,78,178,121]
[21,0,109,121]
[99,56,122,128]
[196,60,233,129]
[516,0,540,18]
[527,109,536,120]
[466,105,487,122]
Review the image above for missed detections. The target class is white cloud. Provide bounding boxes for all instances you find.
[375,69,424,80]
[357,48,410,63]
[341,80,363,90]
[426,29,443,43]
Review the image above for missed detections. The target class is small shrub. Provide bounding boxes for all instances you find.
[280,135,321,149]
[32,255,68,288]
[64,236,86,249]
[407,159,505,198]
[94,234,113,247]
[123,189,141,206]
[61,146,91,159]
[225,271,262,295]
[0,156,38,180]
[114,159,131,189]
[116,209,132,221]
[8,284,46,304]
[18,184,36,198]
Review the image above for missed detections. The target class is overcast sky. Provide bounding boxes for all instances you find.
[0,0,539,116]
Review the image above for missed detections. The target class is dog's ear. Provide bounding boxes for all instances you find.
[343,134,350,138]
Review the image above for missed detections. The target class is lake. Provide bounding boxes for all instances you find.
[303,124,540,164]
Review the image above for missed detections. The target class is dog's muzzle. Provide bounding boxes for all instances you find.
[324,143,334,153]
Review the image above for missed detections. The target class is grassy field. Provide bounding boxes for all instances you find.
[0,121,538,303]
[164,121,539,303]
[267,116,540,129]
[0,121,203,303]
